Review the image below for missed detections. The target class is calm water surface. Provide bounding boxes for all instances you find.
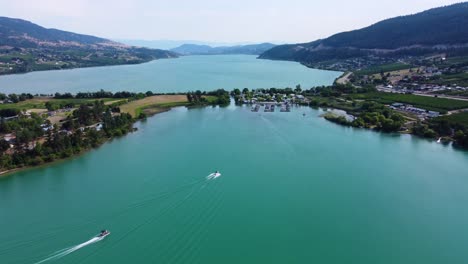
[0,55,341,94]
[1,106,468,264]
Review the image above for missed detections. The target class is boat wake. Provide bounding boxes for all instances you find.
[206,172,221,180]
[33,235,104,264]
[32,173,217,264]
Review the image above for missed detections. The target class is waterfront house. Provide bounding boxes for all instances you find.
[391,103,404,108]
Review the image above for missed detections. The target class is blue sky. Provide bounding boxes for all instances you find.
[2,0,464,43]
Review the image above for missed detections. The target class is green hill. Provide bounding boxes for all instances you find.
[0,17,177,75]
[259,3,468,65]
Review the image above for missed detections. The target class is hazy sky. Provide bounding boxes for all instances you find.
[2,0,464,43]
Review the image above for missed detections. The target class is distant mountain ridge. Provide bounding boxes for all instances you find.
[117,39,256,50]
[171,43,276,55]
[0,17,119,48]
[0,17,177,75]
[259,3,468,65]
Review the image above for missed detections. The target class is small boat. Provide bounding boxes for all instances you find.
[437,137,442,143]
[97,230,110,238]
[207,171,222,179]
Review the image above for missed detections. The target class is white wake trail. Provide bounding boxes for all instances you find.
[206,172,221,180]
[33,236,103,264]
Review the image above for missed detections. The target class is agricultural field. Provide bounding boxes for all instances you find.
[354,63,414,76]
[349,92,468,112]
[120,95,188,117]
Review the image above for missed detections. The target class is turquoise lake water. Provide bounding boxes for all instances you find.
[1,105,468,264]
[0,55,341,94]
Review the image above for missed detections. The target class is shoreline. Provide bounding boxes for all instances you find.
[0,105,183,178]
[2,104,466,179]
[319,107,468,150]
[0,57,179,78]
[0,146,103,178]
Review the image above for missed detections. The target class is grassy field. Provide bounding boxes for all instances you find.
[203,96,218,104]
[120,95,189,117]
[308,96,360,113]
[355,63,414,76]
[349,92,468,112]
[0,96,189,117]
[0,98,116,111]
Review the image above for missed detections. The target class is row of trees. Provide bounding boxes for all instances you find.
[187,89,230,106]
[413,121,468,148]
[324,101,405,132]
[0,93,34,103]
[231,85,304,97]
[312,83,376,97]
[53,90,154,99]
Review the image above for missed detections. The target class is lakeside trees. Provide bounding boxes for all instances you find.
[187,89,230,106]
[0,93,34,103]
[309,83,468,148]
[324,103,406,133]
[54,90,151,99]
[0,100,135,171]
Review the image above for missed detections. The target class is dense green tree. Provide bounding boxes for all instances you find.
[295,84,302,94]
[454,130,468,148]
[0,139,10,153]
[8,94,19,103]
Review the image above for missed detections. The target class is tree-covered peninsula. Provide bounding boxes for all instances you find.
[0,90,230,173]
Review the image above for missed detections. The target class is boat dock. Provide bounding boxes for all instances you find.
[251,102,291,113]
[251,104,260,112]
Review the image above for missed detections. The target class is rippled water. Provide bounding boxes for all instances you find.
[0,55,341,94]
[2,105,468,264]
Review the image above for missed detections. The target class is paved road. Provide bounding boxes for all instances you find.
[413,92,468,102]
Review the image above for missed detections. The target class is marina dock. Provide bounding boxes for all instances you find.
[251,102,291,113]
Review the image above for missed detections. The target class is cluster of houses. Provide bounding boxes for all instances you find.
[389,103,440,119]
[1,108,105,153]
[1,133,37,152]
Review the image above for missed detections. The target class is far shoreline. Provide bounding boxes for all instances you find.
[0,57,179,78]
